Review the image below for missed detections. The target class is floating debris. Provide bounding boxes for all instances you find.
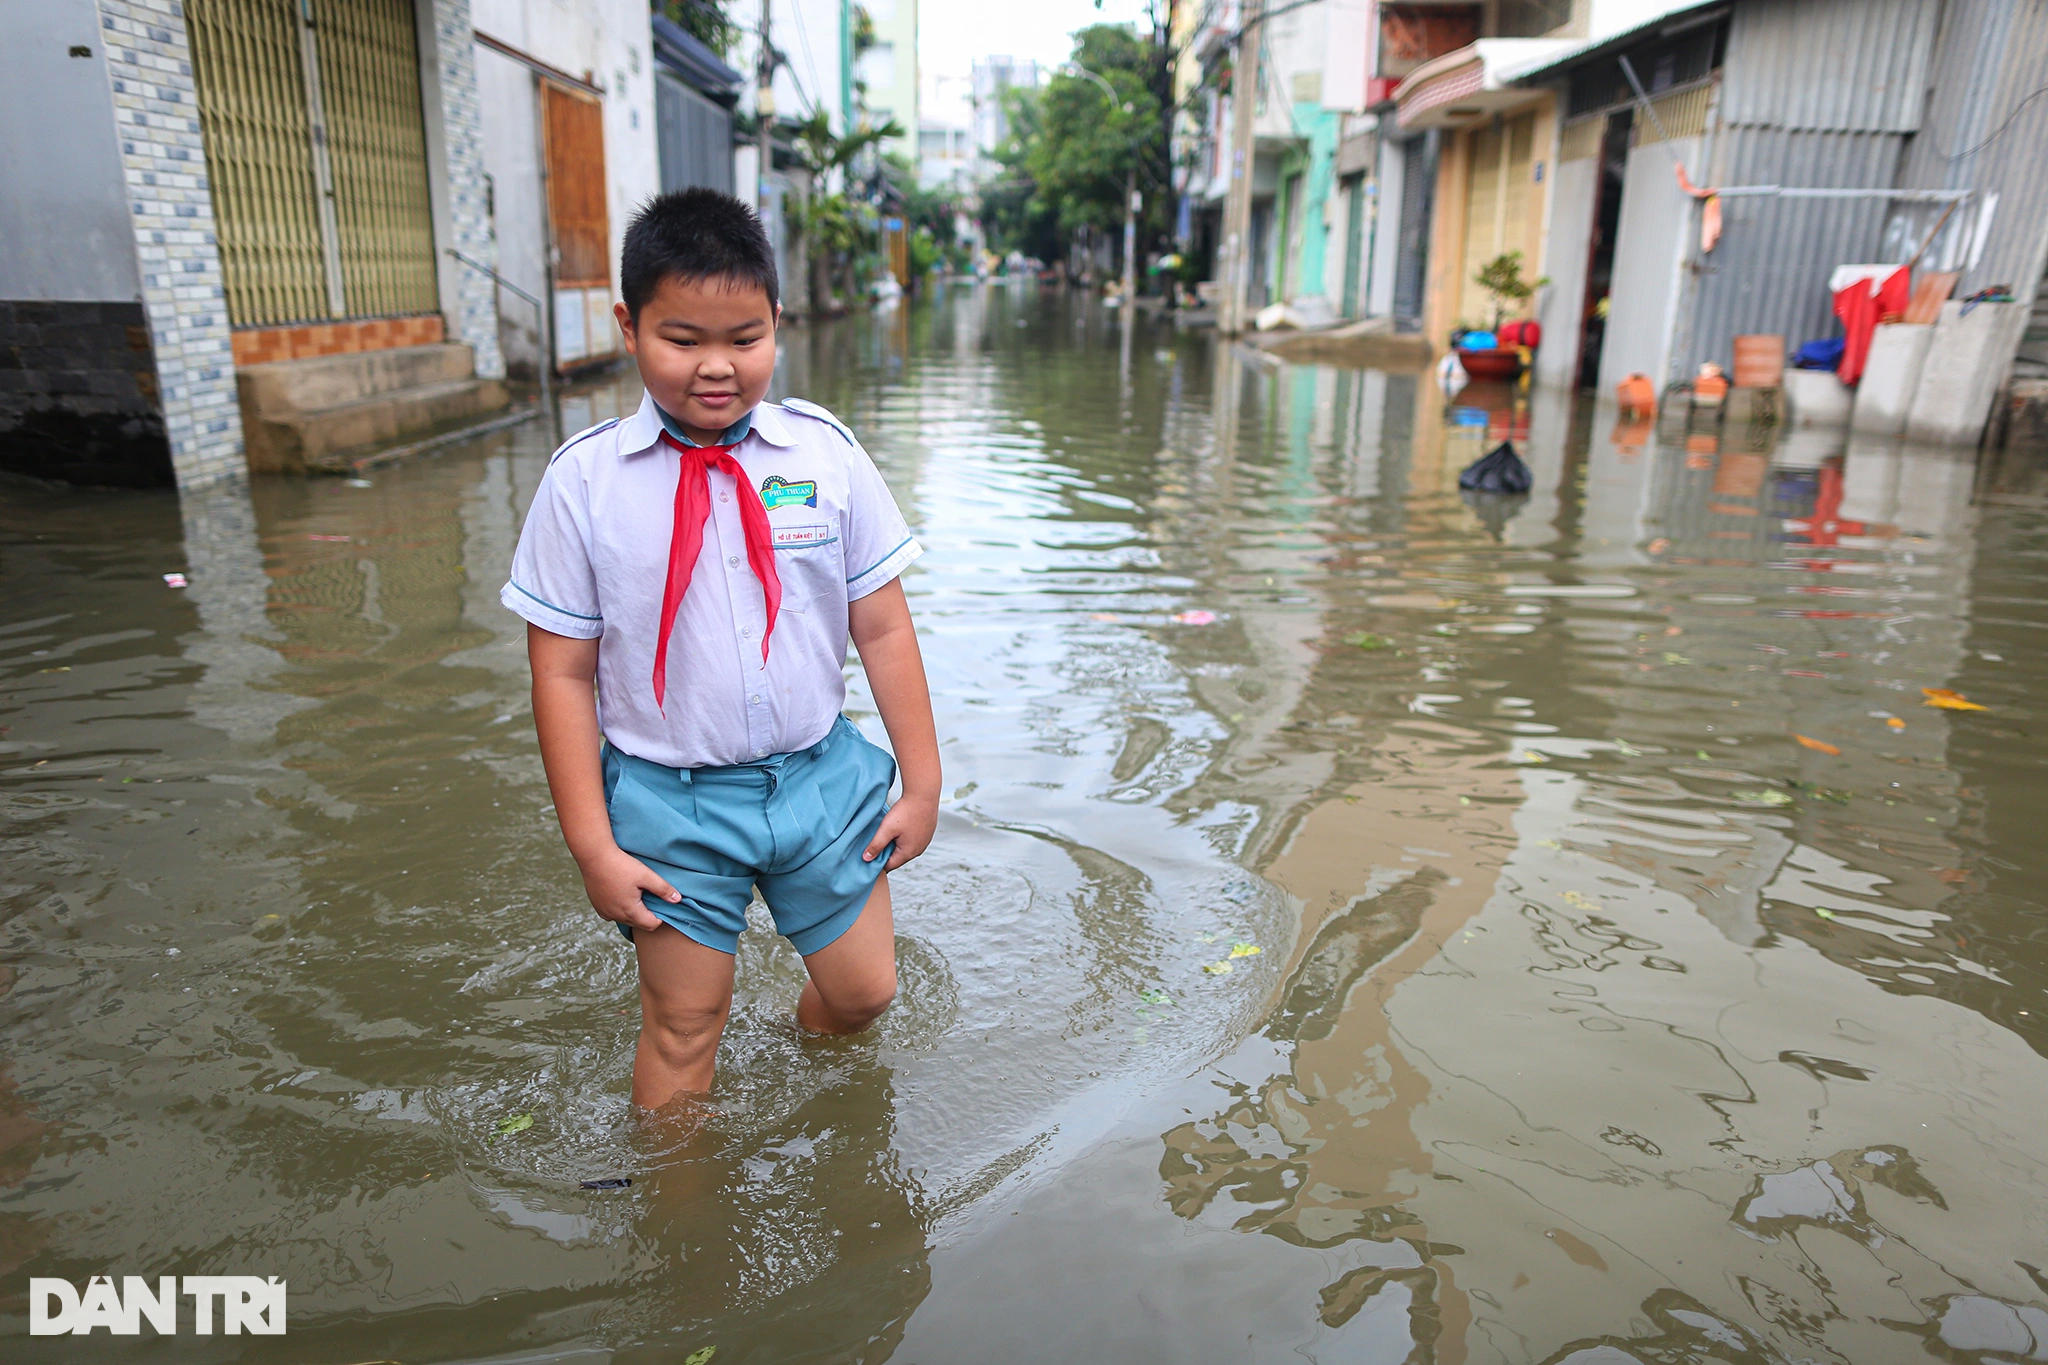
[1886,717,1906,729]
[579,1177,632,1190]
[497,1114,534,1135]
[1344,632,1394,650]
[162,572,188,588]
[684,1348,717,1365]
[1793,734,1842,755]
[1732,789,1795,807]
[1138,988,1173,1007]
[1228,942,1262,960]
[1203,961,1235,975]
[1171,610,1218,625]
[1922,687,1987,711]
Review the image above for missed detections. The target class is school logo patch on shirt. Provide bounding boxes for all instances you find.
[760,475,818,510]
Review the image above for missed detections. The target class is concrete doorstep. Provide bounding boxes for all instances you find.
[236,342,510,474]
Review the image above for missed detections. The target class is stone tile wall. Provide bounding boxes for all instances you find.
[430,0,505,380]
[96,0,246,489]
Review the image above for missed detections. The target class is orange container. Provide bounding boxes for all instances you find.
[1731,334,1784,389]
[1617,373,1657,412]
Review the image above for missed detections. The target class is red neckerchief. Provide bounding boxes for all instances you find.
[652,430,780,708]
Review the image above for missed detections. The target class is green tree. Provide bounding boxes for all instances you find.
[658,0,740,55]
[982,24,1170,274]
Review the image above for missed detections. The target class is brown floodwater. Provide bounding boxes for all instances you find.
[5,286,2048,1364]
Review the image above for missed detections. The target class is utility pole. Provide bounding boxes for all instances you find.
[1123,176,1139,307]
[756,0,774,212]
[1218,0,1261,335]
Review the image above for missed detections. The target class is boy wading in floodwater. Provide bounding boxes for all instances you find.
[503,188,938,1110]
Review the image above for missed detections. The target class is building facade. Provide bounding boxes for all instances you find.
[4,0,512,488]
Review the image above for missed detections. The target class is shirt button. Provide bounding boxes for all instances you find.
[728,555,739,567]
[720,493,730,503]
[754,747,766,757]
[750,694,761,704]
[741,626,752,638]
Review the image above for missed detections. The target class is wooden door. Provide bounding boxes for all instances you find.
[542,80,616,366]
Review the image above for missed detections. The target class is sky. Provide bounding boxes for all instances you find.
[920,0,1155,87]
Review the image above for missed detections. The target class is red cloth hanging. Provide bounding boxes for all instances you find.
[1830,265,1910,386]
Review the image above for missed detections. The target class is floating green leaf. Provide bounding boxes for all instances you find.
[1731,789,1794,807]
[684,1348,717,1365]
[1203,961,1235,976]
[1344,632,1394,651]
[1228,942,1262,959]
[497,1113,534,1135]
[1139,988,1172,1006]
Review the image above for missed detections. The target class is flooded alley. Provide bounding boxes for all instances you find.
[6,285,2048,1364]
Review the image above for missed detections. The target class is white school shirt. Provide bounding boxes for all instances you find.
[501,393,922,769]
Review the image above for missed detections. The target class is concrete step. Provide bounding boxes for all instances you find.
[243,375,510,473]
[238,344,479,416]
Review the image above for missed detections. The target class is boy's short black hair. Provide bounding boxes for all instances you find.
[620,188,780,318]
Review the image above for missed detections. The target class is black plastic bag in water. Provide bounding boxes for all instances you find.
[1458,440,1533,494]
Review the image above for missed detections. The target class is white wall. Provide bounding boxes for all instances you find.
[472,0,660,371]
[1364,134,1405,318]
[0,0,141,301]
[1597,135,1700,393]
[1535,155,1598,388]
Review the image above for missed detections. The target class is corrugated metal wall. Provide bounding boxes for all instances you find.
[1680,0,1937,378]
[1895,0,2048,297]
[1718,0,1939,132]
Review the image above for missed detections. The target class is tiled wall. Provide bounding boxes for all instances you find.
[0,300,174,486]
[430,0,505,380]
[231,314,447,367]
[96,0,246,489]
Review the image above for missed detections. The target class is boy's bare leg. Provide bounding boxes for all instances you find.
[633,925,738,1109]
[796,876,898,1035]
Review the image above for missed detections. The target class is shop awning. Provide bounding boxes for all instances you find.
[1393,38,1580,130]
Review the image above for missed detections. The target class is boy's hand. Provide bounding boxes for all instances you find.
[577,844,679,931]
[865,794,937,872]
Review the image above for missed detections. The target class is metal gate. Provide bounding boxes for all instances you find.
[188,0,438,327]
[1392,134,1437,330]
[655,71,735,195]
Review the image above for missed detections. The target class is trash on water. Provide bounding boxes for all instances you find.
[497,1114,534,1135]
[1887,717,1907,729]
[1458,441,1534,495]
[345,478,374,488]
[1228,942,1262,959]
[1922,688,1987,711]
[1089,613,1121,622]
[1791,781,1853,805]
[1203,961,1235,975]
[579,1177,632,1190]
[162,572,188,588]
[1344,632,1394,650]
[1172,610,1218,625]
[1793,734,1842,755]
[1732,789,1795,806]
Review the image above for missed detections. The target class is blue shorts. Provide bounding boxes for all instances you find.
[601,716,896,956]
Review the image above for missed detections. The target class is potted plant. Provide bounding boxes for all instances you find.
[1459,252,1548,381]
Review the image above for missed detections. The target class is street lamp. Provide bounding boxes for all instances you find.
[1063,63,1141,309]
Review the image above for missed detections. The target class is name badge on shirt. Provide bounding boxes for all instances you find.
[772,523,833,548]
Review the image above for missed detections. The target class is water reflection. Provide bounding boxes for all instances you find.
[3,288,2046,1362]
